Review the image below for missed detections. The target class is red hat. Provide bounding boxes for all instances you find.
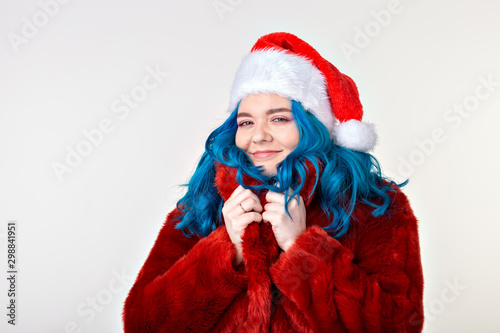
[228,32,376,152]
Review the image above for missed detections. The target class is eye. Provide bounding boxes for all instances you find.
[272,117,290,123]
[238,120,253,127]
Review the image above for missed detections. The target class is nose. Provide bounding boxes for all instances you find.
[251,122,272,143]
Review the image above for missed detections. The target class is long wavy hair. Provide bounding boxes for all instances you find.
[175,100,403,238]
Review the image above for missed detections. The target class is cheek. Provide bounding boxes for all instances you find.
[235,130,247,150]
[284,127,300,150]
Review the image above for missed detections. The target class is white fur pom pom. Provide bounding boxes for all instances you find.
[333,120,377,152]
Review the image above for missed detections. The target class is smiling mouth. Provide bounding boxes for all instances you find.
[251,150,282,160]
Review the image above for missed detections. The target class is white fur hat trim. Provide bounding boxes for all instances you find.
[229,49,336,135]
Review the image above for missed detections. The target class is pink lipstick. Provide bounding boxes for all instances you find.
[251,150,281,160]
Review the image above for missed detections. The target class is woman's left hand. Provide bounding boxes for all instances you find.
[263,190,307,252]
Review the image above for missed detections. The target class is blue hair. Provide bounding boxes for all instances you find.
[175,100,404,238]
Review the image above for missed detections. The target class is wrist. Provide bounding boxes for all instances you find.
[232,251,243,269]
[281,239,294,252]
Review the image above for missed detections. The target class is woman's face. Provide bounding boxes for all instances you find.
[235,93,300,176]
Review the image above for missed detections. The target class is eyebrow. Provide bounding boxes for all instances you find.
[237,108,292,118]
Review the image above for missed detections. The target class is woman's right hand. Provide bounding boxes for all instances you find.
[222,185,263,267]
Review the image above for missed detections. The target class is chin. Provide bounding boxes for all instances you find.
[252,160,278,177]
[260,166,277,177]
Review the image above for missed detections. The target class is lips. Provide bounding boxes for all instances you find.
[251,150,282,160]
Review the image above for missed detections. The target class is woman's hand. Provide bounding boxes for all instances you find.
[222,185,263,267]
[263,190,306,252]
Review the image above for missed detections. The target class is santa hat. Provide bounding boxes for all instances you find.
[228,32,377,152]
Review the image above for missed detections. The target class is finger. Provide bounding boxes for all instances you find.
[285,188,301,203]
[286,195,301,210]
[228,185,245,201]
[227,188,255,210]
[265,191,285,204]
[241,197,263,213]
[232,187,258,202]
[232,188,260,208]
[262,210,280,225]
[296,195,302,203]
[239,212,263,225]
[263,202,283,213]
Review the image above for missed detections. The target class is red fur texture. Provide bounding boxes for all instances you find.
[123,163,424,332]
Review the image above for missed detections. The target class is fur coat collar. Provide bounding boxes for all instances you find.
[213,161,323,331]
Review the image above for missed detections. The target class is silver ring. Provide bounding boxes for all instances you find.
[239,204,248,213]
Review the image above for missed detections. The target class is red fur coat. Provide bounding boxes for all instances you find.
[123,163,424,332]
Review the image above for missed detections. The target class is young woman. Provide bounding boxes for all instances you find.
[123,32,424,332]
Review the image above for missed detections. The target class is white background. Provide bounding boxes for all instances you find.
[1,0,499,332]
